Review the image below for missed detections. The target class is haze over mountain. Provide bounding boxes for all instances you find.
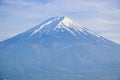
[0,16,120,80]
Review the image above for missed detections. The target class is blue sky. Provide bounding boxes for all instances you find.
[0,0,120,44]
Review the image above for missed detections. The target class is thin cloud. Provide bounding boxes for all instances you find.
[96,18,120,24]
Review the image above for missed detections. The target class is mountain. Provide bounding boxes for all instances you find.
[0,16,120,80]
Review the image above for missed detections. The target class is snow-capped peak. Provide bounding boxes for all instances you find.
[31,16,83,36]
[31,16,100,38]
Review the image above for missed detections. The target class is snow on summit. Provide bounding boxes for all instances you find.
[31,16,100,37]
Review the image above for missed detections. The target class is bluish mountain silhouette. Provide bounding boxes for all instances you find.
[0,16,120,80]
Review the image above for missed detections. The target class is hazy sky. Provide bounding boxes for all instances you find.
[0,0,120,44]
